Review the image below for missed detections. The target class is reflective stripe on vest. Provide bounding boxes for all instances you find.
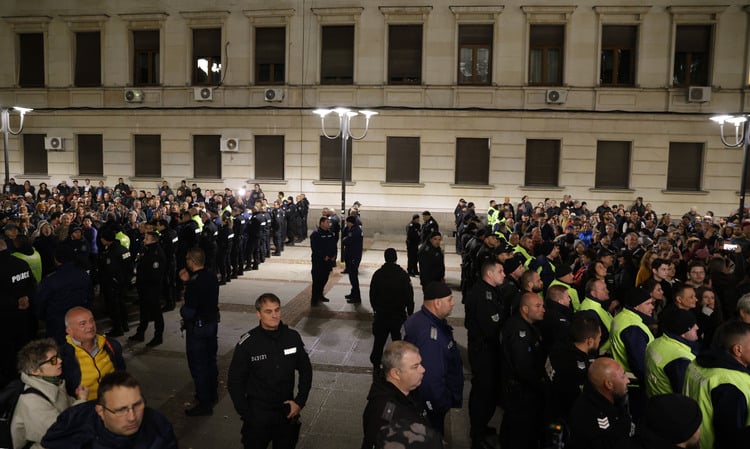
[645,334,695,397]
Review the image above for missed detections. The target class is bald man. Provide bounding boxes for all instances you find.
[567,358,633,449]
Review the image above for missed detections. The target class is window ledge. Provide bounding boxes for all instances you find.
[381,182,425,188]
[451,184,495,189]
[312,180,356,186]
[247,179,287,185]
[129,177,163,183]
[661,189,710,195]
[520,185,565,191]
[186,178,226,184]
[589,187,636,193]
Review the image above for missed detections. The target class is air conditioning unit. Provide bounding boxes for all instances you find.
[264,88,285,102]
[688,86,711,103]
[44,136,64,151]
[194,87,214,101]
[220,137,239,152]
[545,89,568,104]
[124,89,143,103]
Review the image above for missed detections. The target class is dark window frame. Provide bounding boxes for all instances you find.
[457,24,493,86]
[667,142,703,191]
[74,31,101,87]
[525,139,561,187]
[18,33,45,88]
[77,134,104,177]
[595,140,631,189]
[192,28,222,86]
[673,24,712,87]
[388,24,422,85]
[23,134,47,175]
[320,25,354,85]
[600,25,637,87]
[133,30,160,86]
[455,138,490,185]
[319,136,352,181]
[386,136,420,183]
[528,24,565,86]
[254,135,285,180]
[134,134,161,178]
[193,135,222,179]
[255,27,286,85]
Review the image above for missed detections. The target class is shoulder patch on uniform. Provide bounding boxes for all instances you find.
[519,330,526,338]
[430,327,438,340]
[152,262,159,269]
[381,401,396,422]
[597,417,610,429]
[577,361,586,370]
[491,314,499,322]
[122,252,131,259]
[238,332,251,345]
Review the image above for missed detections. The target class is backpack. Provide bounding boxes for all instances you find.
[0,378,50,449]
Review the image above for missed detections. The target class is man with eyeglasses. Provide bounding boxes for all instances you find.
[43,371,177,449]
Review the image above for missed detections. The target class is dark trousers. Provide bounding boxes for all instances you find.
[468,350,500,440]
[273,230,283,253]
[103,284,128,332]
[311,263,331,300]
[186,322,218,405]
[241,409,301,449]
[370,316,403,367]
[499,386,543,449]
[407,244,419,275]
[346,258,361,299]
[217,249,229,281]
[136,289,164,337]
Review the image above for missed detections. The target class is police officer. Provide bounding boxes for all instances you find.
[199,210,218,273]
[420,211,439,246]
[418,232,445,287]
[644,308,698,397]
[403,282,463,435]
[99,228,133,337]
[66,224,91,271]
[259,205,272,261]
[406,214,421,276]
[343,216,363,303]
[246,207,262,270]
[500,292,546,449]
[230,207,245,277]
[180,247,220,416]
[156,218,178,311]
[0,238,36,386]
[464,259,506,449]
[310,216,337,305]
[228,293,312,449]
[176,210,200,295]
[217,212,234,284]
[129,231,166,347]
[271,200,286,256]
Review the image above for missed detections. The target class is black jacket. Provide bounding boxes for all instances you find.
[227,322,312,418]
[418,243,444,286]
[546,342,593,421]
[501,315,546,394]
[369,262,414,320]
[361,378,430,449]
[99,240,132,288]
[180,268,219,323]
[42,401,177,449]
[464,279,505,354]
[566,383,633,449]
[136,242,166,290]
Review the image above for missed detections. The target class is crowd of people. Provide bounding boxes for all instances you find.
[369,195,750,449]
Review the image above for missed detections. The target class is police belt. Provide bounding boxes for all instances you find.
[184,313,220,328]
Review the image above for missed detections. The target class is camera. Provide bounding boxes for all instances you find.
[723,242,739,251]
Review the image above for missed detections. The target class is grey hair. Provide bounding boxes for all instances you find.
[17,338,58,375]
[381,341,419,375]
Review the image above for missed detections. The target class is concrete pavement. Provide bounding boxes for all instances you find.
[106,234,481,449]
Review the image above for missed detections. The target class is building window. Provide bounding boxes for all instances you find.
[78,134,103,176]
[74,31,101,87]
[595,141,630,189]
[529,25,564,86]
[455,138,489,185]
[193,28,221,85]
[321,25,354,85]
[193,135,221,179]
[23,134,47,175]
[600,25,636,86]
[386,137,420,183]
[458,25,492,85]
[134,135,161,178]
[18,33,44,88]
[388,25,422,85]
[254,136,285,180]
[525,139,560,186]
[133,30,159,86]
[320,136,352,181]
[667,142,702,191]
[255,27,285,85]
[673,25,711,87]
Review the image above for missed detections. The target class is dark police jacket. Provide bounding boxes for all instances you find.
[361,378,430,449]
[501,315,547,397]
[136,243,166,291]
[180,268,219,324]
[418,243,444,286]
[310,227,337,267]
[464,279,505,355]
[227,322,312,418]
[567,382,633,449]
[369,262,414,320]
[342,224,363,261]
[42,401,177,449]
[99,240,132,289]
[0,249,36,338]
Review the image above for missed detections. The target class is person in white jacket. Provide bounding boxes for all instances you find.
[11,338,88,449]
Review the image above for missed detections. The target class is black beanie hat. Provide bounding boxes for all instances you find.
[662,308,697,336]
[384,248,397,263]
[642,394,702,444]
[555,264,572,278]
[539,241,555,256]
[625,287,651,308]
[503,256,523,275]
[423,282,451,300]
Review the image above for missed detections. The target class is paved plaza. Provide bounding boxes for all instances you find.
[106,234,481,449]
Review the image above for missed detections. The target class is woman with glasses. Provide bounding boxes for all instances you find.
[11,338,88,449]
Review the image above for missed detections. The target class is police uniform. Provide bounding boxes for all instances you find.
[579,297,614,355]
[406,218,421,276]
[0,248,36,385]
[499,314,547,449]
[217,217,233,283]
[567,382,634,449]
[158,226,178,310]
[180,267,220,411]
[199,218,218,273]
[420,216,439,245]
[403,306,463,435]
[361,378,431,449]
[310,224,337,304]
[418,242,445,287]
[271,205,286,255]
[133,240,166,345]
[545,341,594,422]
[99,239,132,336]
[227,322,312,449]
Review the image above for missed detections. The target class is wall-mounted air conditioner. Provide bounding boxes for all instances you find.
[687,86,711,103]
[124,89,143,103]
[194,87,214,101]
[545,89,568,104]
[264,88,285,102]
[220,137,239,152]
[45,136,64,151]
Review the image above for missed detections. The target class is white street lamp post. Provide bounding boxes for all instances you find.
[313,107,377,217]
[2,106,33,194]
[711,114,750,220]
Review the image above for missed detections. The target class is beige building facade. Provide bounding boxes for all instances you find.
[0,0,749,228]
